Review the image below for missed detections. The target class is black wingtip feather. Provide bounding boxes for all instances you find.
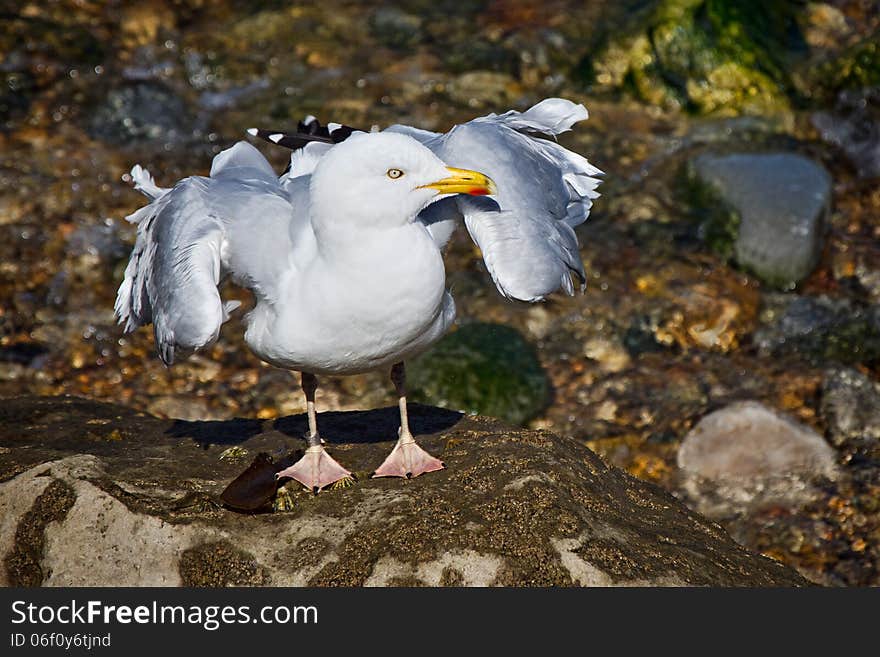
[247,119,359,151]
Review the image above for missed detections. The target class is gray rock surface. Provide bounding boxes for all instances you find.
[678,401,839,516]
[812,88,880,180]
[369,7,423,50]
[0,396,806,587]
[754,294,880,365]
[693,152,831,287]
[821,367,880,448]
[87,81,196,146]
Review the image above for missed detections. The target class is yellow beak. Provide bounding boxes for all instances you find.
[419,167,497,196]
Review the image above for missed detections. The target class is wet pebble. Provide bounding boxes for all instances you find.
[87,81,196,146]
[369,7,423,50]
[66,222,129,261]
[446,71,519,108]
[755,294,880,365]
[812,88,880,180]
[821,367,880,448]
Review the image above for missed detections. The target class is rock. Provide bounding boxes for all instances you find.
[821,367,880,448]
[119,3,176,50]
[589,0,797,115]
[408,323,548,425]
[87,81,196,146]
[801,35,880,102]
[446,71,519,108]
[691,152,831,287]
[66,222,129,262]
[678,401,838,517]
[0,69,36,131]
[801,3,852,50]
[147,395,229,421]
[755,294,880,365]
[369,7,423,50]
[583,337,631,373]
[812,88,880,180]
[0,396,806,586]
[623,315,669,357]
[0,9,107,69]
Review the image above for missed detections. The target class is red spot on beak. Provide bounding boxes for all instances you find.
[469,187,490,196]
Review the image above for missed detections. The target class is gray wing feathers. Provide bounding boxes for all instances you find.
[115,177,226,365]
[384,124,442,143]
[115,141,294,365]
[429,99,602,301]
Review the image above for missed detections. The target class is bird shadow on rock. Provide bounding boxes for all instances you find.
[163,404,463,450]
[166,418,264,448]
[273,403,463,445]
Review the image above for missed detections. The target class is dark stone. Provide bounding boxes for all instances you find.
[369,7,423,51]
[812,88,880,180]
[623,315,671,357]
[755,294,880,365]
[0,341,48,366]
[0,69,36,129]
[821,367,880,448]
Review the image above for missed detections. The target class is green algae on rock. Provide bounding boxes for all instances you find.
[800,34,880,102]
[589,0,799,115]
[678,158,741,261]
[408,322,549,426]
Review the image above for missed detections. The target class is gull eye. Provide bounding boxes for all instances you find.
[386,168,404,179]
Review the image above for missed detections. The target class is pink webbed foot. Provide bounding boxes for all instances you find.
[276,445,352,493]
[372,434,445,479]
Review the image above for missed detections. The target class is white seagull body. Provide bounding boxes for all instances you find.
[115,98,601,492]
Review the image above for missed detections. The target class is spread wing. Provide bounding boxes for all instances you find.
[388,98,602,301]
[115,142,306,364]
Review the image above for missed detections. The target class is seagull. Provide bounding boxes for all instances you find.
[115,98,602,493]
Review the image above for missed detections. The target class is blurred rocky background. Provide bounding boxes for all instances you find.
[1,0,878,586]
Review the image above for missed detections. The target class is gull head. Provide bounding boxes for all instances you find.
[309,131,495,231]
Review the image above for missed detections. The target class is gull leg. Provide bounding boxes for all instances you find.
[373,362,445,479]
[276,372,353,493]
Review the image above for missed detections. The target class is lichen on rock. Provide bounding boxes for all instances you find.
[589,0,799,116]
